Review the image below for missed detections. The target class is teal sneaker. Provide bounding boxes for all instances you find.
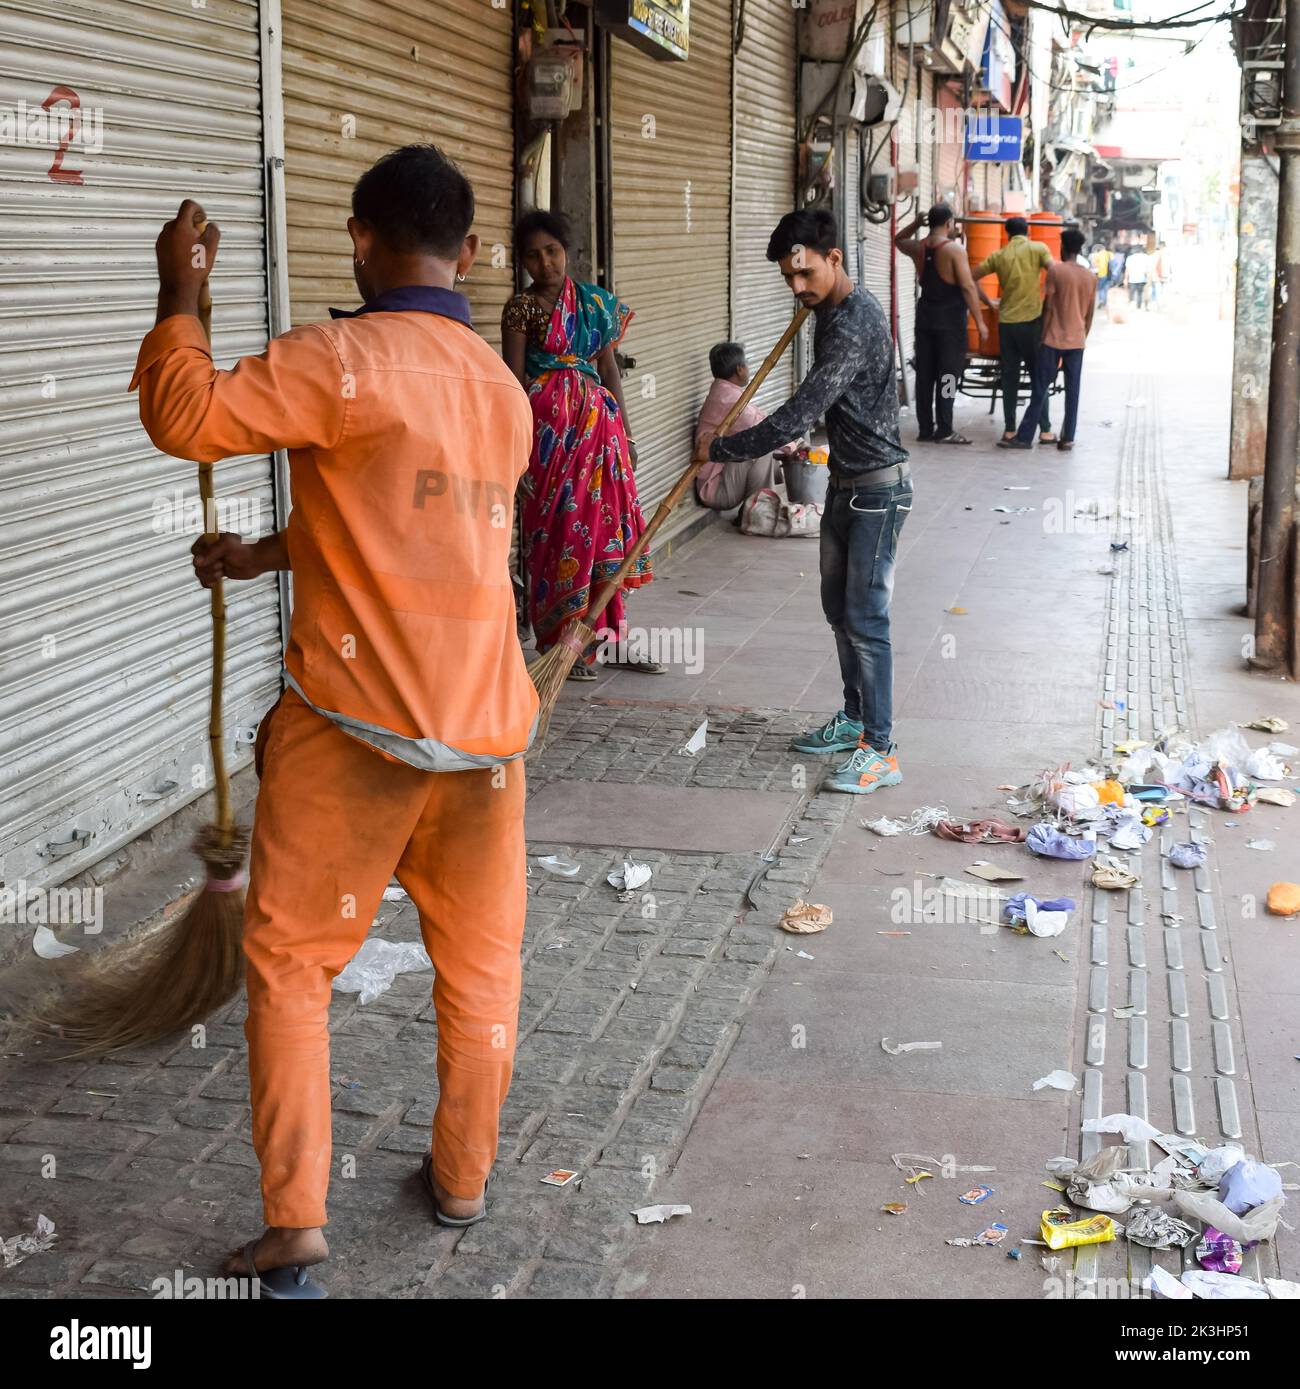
[824,743,903,794]
[790,711,864,755]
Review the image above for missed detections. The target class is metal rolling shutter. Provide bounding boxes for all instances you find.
[280,0,514,343]
[609,0,732,522]
[731,0,797,414]
[842,125,862,285]
[0,0,282,891]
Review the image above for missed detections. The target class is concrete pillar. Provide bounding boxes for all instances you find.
[1230,154,1276,481]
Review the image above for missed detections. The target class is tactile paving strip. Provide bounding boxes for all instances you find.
[1070,380,1258,1294]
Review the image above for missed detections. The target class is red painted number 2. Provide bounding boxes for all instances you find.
[43,84,84,185]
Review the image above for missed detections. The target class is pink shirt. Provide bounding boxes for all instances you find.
[694,378,767,506]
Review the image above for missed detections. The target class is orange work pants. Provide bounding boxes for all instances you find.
[243,689,526,1228]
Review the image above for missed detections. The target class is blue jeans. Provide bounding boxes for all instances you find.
[819,477,913,751]
[1017,345,1083,445]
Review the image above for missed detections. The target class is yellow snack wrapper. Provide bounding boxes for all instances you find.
[1040,1207,1117,1250]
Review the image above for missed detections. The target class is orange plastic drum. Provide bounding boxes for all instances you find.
[1029,212,1064,295]
[963,212,1004,358]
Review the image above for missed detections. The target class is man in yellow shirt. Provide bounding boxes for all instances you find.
[972,217,1056,445]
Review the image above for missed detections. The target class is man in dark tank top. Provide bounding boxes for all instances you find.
[895,204,987,445]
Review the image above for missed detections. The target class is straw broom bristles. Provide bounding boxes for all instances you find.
[528,307,809,739]
[28,213,252,1058]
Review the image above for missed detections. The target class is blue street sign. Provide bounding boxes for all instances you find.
[964,115,1023,162]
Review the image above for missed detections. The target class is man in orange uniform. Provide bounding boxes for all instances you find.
[131,146,537,1294]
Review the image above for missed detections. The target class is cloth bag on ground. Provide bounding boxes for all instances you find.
[739,484,822,538]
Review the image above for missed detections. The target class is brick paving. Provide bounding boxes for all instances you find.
[0,701,848,1299]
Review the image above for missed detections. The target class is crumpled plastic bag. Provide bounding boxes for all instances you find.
[1181,1269,1269,1300]
[1219,1158,1284,1215]
[1083,1113,1161,1142]
[1053,782,1101,816]
[333,937,432,1005]
[1005,893,1076,937]
[1194,1144,1246,1186]
[1169,841,1207,869]
[1245,747,1291,780]
[1171,1190,1285,1244]
[1027,825,1096,860]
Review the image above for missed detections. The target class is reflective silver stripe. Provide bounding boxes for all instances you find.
[282,673,536,772]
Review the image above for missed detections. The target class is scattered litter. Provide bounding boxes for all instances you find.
[632,1203,691,1225]
[536,854,581,877]
[32,925,79,960]
[958,1186,994,1205]
[795,949,815,960]
[1006,1246,1021,1260]
[877,930,912,936]
[863,804,949,836]
[964,860,1024,883]
[1247,839,1276,852]
[779,900,832,934]
[1244,716,1289,733]
[1181,1269,1269,1300]
[1041,1255,1062,1274]
[932,818,1027,844]
[1196,1227,1243,1274]
[1172,1187,1285,1244]
[1126,1206,1197,1250]
[1257,787,1296,807]
[1092,857,1139,891]
[1168,841,1207,869]
[790,835,812,844]
[1266,1278,1300,1299]
[1041,1208,1117,1249]
[540,1169,579,1187]
[947,1222,1009,1248]
[1083,1113,1160,1142]
[1033,1070,1077,1092]
[1,1214,56,1270]
[1246,745,1294,781]
[1109,541,1129,553]
[906,1171,933,1187]
[1147,1265,1195,1300]
[947,606,967,615]
[676,720,708,757]
[544,940,569,951]
[607,860,652,898]
[1219,1157,1283,1214]
[332,938,431,1005]
[881,1038,942,1056]
[1267,882,1300,916]
[1026,825,1096,860]
[992,505,1035,514]
[881,1202,908,1216]
[1005,893,1076,938]
[382,885,408,902]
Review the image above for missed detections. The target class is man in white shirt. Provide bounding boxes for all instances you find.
[1124,246,1152,311]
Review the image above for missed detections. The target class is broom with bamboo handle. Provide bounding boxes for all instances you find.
[37,210,250,1057]
[528,306,810,735]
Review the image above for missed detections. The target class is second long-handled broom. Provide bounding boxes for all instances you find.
[38,212,251,1057]
[528,306,810,736]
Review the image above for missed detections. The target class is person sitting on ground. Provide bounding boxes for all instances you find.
[694,341,800,514]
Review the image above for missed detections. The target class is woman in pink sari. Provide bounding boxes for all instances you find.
[502,211,659,679]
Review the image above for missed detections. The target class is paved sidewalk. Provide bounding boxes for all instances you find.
[619,295,1300,1297]
[2,293,1295,1301]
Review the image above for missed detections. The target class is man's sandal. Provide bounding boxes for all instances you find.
[233,1241,328,1299]
[420,1153,490,1228]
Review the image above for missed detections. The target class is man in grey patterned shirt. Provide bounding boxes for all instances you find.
[708,210,912,794]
